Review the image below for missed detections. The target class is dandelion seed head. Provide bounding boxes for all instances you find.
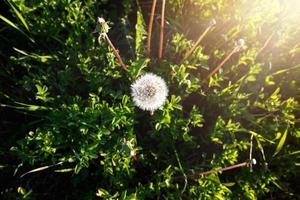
[235,38,245,52]
[131,73,168,113]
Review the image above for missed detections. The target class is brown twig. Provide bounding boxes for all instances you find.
[103,33,127,70]
[147,0,157,56]
[158,0,166,60]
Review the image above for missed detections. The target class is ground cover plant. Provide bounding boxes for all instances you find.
[0,0,300,199]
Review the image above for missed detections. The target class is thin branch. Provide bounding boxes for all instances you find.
[147,0,157,56]
[158,0,166,60]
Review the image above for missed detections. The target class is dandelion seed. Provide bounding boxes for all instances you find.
[131,73,168,114]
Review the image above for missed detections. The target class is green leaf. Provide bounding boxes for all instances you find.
[54,168,74,173]
[96,188,111,198]
[0,165,7,170]
[14,47,53,62]
[255,136,266,161]
[273,128,288,157]
[223,182,236,187]
[246,75,256,82]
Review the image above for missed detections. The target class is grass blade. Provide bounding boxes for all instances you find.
[7,1,29,31]
[0,15,34,43]
[273,128,288,157]
[271,64,300,76]
[20,162,63,178]
[0,14,21,31]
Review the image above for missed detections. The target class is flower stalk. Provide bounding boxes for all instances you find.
[182,19,216,63]
[202,39,244,83]
[97,17,126,70]
[197,159,256,178]
[103,34,127,70]
[158,0,166,60]
[147,0,157,56]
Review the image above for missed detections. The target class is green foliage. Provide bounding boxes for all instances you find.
[1,0,300,199]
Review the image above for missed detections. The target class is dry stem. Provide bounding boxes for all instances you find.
[158,0,166,60]
[147,0,157,56]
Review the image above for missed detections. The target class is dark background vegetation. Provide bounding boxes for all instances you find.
[1,0,300,199]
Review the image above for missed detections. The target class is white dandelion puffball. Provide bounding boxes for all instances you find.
[131,73,168,113]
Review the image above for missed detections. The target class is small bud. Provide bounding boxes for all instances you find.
[130,150,137,157]
[251,158,257,165]
[97,17,106,24]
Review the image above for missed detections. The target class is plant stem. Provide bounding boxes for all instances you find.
[256,31,275,57]
[158,0,166,60]
[174,160,254,181]
[174,147,188,194]
[182,26,212,63]
[202,46,238,83]
[197,161,251,178]
[103,33,127,70]
[147,0,157,56]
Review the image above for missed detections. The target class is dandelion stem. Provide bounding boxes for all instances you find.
[103,33,127,70]
[174,159,256,180]
[256,32,275,57]
[202,46,238,83]
[197,161,251,178]
[182,26,212,63]
[158,0,166,60]
[147,0,157,56]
